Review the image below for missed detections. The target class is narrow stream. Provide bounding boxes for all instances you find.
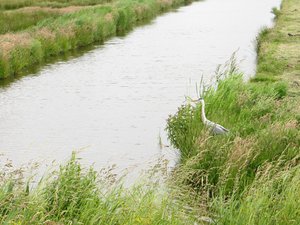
[0,0,281,171]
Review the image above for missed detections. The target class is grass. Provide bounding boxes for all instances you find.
[252,0,300,91]
[0,151,208,224]
[1,0,300,224]
[0,9,63,35]
[0,0,111,10]
[208,159,300,224]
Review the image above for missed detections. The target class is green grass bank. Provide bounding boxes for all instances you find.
[0,151,206,224]
[166,0,300,223]
[0,0,191,79]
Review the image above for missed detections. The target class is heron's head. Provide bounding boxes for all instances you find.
[191,97,203,103]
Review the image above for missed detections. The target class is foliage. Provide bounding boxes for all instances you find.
[212,161,300,224]
[0,10,63,35]
[0,151,205,224]
[0,0,111,10]
[271,6,282,19]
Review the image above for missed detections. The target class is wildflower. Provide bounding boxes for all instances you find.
[276,210,279,213]
[273,200,276,202]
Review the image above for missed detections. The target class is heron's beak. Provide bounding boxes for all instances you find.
[190,99,199,102]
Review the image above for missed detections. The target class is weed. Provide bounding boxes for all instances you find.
[271,6,282,19]
[0,151,206,224]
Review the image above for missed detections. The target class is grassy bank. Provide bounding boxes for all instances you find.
[0,0,190,79]
[253,0,300,94]
[0,151,206,224]
[166,0,300,223]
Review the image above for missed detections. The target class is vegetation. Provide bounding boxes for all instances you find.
[1,0,300,224]
[0,151,205,224]
[0,10,63,34]
[252,0,300,88]
[0,0,111,10]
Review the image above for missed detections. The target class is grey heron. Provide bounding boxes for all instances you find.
[191,98,230,135]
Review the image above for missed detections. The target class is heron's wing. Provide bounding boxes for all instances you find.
[217,124,230,132]
[206,120,230,134]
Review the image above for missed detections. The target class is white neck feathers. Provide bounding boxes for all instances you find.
[200,99,207,124]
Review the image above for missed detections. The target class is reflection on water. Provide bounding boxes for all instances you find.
[0,0,281,170]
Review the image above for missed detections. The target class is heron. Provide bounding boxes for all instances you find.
[191,98,230,135]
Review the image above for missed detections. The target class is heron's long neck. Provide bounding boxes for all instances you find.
[201,100,207,124]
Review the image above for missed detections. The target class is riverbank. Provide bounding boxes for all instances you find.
[254,0,300,98]
[166,0,300,223]
[0,0,190,79]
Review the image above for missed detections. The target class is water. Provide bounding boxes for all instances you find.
[0,0,281,171]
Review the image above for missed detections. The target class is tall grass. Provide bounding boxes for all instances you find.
[211,159,300,224]
[251,2,288,83]
[166,54,299,197]
[0,0,111,10]
[0,151,207,224]
[0,10,63,35]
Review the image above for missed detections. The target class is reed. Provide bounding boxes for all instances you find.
[0,151,208,224]
[211,158,300,224]
[0,0,110,10]
[0,10,63,35]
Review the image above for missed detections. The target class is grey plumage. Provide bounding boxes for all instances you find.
[191,98,230,135]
